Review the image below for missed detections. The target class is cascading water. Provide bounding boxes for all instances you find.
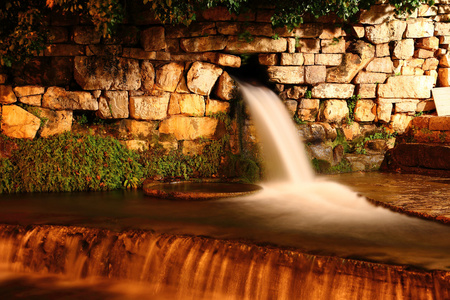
[0,84,450,299]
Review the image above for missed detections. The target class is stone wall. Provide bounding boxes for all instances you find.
[1,3,449,172]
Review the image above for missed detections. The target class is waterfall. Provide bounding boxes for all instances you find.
[239,82,315,184]
[0,224,448,299]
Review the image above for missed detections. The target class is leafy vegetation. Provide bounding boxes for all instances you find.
[1,0,435,66]
[0,132,144,193]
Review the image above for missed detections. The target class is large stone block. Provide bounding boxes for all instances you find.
[129,93,170,121]
[180,36,227,52]
[170,93,205,117]
[312,83,355,99]
[19,95,42,106]
[357,84,377,98]
[438,68,450,86]
[377,100,393,123]
[305,66,326,84]
[365,57,394,73]
[280,53,304,66]
[43,87,98,110]
[353,72,387,84]
[314,54,342,66]
[187,62,223,95]
[214,72,236,101]
[74,56,141,90]
[354,100,376,122]
[435,22,450,36]
[393,39,414,59]
[141,61,155,93]
[159,116,219,140]
[326,41,375,83]
[98,91,129,119]
[321,38,345,53]
[155,62,184,92]
[206,99,230,115]
[321,100,349,123]
[0,105,40,139]
[365,20,406,44]
[390,113,413,133]
[73,26,102,44]
[0,85,17,104]
[37,108,72,138]
[267,66,304,84]
[296,39,320,53]
[13,86,45,97]
[405,18,434,38]
[141,27,166,51]
[359,5,396,25]
[378,76,435,98]
[225,36,287,53]
[204,53,241,68]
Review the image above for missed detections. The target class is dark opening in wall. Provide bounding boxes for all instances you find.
[225,55,275,90]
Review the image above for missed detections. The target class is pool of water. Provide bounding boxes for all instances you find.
[1,172,450,271]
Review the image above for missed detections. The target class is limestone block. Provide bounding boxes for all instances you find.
[225,36,286,53]
[377,100,393,123]
[423,58,439,71]
[0,86,17,104]
[319,25,343,39]
[13,86,45,97]
[37,108,72,137]
[321,38,346,53]
[390,113,413,134]
[141,27,166,51]
[117,119,158,139]
[357,84,377,98]
[141,61,155,93]
[214,71,236,101]
[159,116,219,140]
[351,25,365,38]
[405,18,434,38]
[258,54,278,66]
[187,62,223,96]
[439,36,450,45]
[286,23,323,38]
[168,94,181,115]
[98,91,129,119]
[73,26,102,44]
[439,53,450,67]
[170,93,205,117]
[376,43,390,57]
[354,100,376,122]
[438,68,450,86]
[297,109,317,122]
[321,100,349,123]
[435,22,450,36]
[206,99,230,115]
[353,72,387,84]
[176,77,190,94]
[74,56,141,90]
[155,62,184,92]
[305,66,326,84]
[395,100,419,113]
[308,143,334,164]
[312,83,355,99]
[365,20,406,44]
[414,48,435,59]
[280,53,304,66]
[266,66,304,84]
[283,100,297,117]
[378,76,435,98]
[0,105,40,139]
[365,57,394,73]
[19,95,41,106]
[296,39,320,53]
[167,22,217,38]
[314,54,342,66]
[393,39,414,59]
[416,99,436,112]
[298,99,320,110]
[417,36,439,50]
[43,87,98,110]
[359,5,396,25]
[204,53,241,68]
[216,22,240,35]
[418,4,437,17]
[180,36,227,52]
[287,38,296,53]
[129,93,170,120]
[286,86,308,99]
[326,41,375,83]
[303,54,315,65]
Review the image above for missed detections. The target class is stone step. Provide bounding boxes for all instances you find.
[381,143,450,177]
[401,115,450,144]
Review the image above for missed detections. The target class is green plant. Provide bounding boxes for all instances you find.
[294,115,307,125]
[238,30,253,42]
[305,90,312,99]
[346,94,360,124]
[353,128,397,154]
[0,132,144,193]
